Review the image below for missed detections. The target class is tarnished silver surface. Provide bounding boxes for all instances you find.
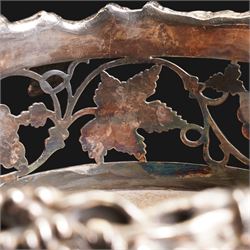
[0,2,249,77]
[0,2,249,185]
[0,2,249,249]
[0,57,249,185]
[2,162,248,192]
[0,186,249,250]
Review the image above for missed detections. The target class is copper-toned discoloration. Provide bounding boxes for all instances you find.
[202,62,249,141]
[26,103,51,128]
[0,105,27,169]
[0,2,249,76]
[0,57,249,184]
[204,63,246,94]
[178,166,212,178]
[0,102,54,170]
[80,65,186,163]
[237,92,250,140]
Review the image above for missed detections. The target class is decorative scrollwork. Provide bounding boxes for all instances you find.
[0,57,249,184]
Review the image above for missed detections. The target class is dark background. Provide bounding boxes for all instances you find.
[1,1,249,175]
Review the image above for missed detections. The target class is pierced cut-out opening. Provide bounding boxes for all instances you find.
[1,57,249,180]
[186,129,202,142]
[78,205,132,224]
[56,88,68,117]
[46,75,64,87]
[19,119,54,165]
[228,155,249,170]
[208,95,249,157]
[208,129,225,162]
[104,149,135,162]
[202,88,224,99]
[158,208,195,224]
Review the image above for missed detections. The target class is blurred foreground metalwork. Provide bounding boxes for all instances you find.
[0,186,249,250]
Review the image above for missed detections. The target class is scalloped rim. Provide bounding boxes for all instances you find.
[0,1,249,38]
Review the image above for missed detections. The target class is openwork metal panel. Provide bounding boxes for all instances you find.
[0,2,249,184]
[0,2,249,249]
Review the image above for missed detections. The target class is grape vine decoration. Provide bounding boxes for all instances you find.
[0,58,249,183]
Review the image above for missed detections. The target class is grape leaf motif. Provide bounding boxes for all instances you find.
[205,63,245,94]
[0,102,54,170]
[19,103,51,128]
[237,92,249,140]
[79,65,187,163]
[28,103,50,128]
[0,105,27,169]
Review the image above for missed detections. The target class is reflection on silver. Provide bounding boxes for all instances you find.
[0,58,249,185]
[0,186,249,250]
